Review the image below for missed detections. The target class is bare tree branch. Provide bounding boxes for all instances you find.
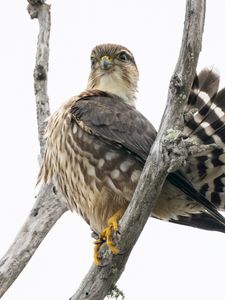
[0,184,67,298]
[27,0,51,156]
[70,1,206,299]
[0,1,68,298]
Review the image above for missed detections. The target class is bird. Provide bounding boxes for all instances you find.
[38,43,225,265]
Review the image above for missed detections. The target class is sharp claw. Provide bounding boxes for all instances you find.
[93,208,126,265]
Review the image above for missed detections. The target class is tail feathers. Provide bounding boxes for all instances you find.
[184,68,225,147]
[188,89,225,146]
[168,171,225,225]
[168,212,225,233]
[184,67,219,115]
[196,67,220,96]
[183,67,225,212]
[184,148,225,211]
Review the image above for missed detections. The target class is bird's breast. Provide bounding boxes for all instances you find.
[48,119,143,231]
[43,108,203,231]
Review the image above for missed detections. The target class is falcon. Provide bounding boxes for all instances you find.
[38,43,225,265]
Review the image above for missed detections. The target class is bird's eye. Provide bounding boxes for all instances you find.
[90,56,96,68]
[118,51,130,62]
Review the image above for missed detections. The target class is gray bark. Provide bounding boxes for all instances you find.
[0,1,68,298]
[27,1,51,156]
[70,0,206,299]
[0,184,67,298]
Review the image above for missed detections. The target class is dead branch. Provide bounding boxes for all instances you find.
[0,184,67,298]
[0,1,68,298]
[70,1,206,299]
[27,0,51,156]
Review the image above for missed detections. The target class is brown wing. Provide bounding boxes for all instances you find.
[71,90,225,227]
[71,90,157,162]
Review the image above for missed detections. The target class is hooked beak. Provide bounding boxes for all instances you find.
[100,56,113,70]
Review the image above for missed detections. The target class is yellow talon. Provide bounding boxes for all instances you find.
[93,208,125,265]
[93,239,102,265]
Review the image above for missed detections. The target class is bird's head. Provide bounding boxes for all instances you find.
[87,43,139,106]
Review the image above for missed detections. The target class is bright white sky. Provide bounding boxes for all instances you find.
[1,1,225,299]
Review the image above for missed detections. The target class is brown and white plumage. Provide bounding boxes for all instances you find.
[172,69,225,231]
[38,43,225,238]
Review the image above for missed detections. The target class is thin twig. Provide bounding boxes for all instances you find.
[70,1,206,299]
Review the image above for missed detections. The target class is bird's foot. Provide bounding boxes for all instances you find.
[93,208,125,265]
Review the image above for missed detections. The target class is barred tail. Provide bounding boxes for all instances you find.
[183,68,225,211]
